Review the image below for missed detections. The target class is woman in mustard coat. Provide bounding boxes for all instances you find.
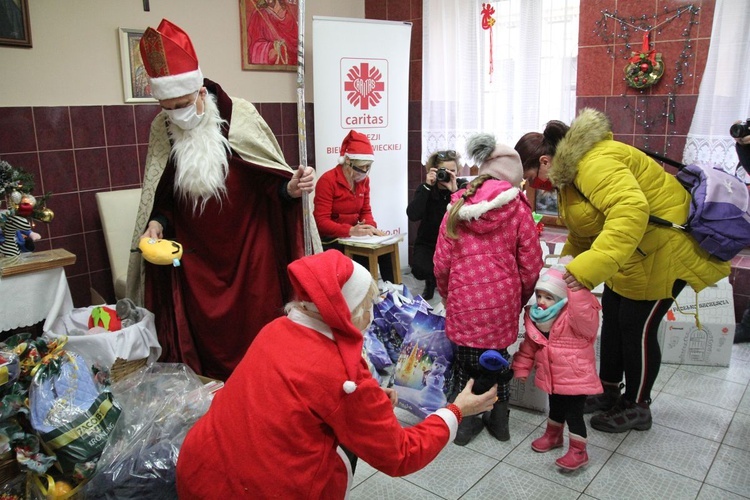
[514,108,730,433]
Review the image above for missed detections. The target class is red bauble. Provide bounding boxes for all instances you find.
[16,202,33,216]
[640,62,649,72]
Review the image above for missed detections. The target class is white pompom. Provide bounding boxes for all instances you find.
[338,156,346,165]
[343,380,357,394]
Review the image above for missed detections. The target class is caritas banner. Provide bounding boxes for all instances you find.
[312,17,412,264]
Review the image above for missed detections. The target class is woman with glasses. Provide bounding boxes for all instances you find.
[406,150,467,299]
[314,130,395,282]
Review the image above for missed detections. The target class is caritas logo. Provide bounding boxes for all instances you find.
[340,58,387,128]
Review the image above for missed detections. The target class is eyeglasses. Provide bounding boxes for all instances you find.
[436,150,457,161]
[350,164,372,175]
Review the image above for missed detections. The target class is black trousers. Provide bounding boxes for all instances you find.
[549,394,587,437]
[322,241,395,283]
[599,280,687,403]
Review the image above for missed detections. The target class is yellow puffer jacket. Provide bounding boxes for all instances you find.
[549,108,730,300]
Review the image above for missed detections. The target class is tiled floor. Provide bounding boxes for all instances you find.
[352,273,750,500]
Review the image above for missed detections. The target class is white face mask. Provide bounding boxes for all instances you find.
[352,171,368,183]
[165,96,204,130]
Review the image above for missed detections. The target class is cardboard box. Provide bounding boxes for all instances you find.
[508,328,549,413]
[658,278,735,367]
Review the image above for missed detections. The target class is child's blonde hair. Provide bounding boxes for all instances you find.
[445,174,493,239]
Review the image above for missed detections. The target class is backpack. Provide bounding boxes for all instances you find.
[642,149,750,261]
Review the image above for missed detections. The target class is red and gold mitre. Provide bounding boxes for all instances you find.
[139,19,204,100]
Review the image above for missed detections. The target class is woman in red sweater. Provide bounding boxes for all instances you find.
[314,130,394,282]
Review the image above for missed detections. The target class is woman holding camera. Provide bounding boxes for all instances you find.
[406,151,468,299]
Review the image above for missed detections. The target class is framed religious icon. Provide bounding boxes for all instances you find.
[118,28,156,103]
[240,0,298,71]
[0,0,32,48]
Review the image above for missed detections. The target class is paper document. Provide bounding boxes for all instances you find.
[338,233,406,246]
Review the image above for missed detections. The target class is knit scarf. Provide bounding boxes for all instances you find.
[529,298,568,332]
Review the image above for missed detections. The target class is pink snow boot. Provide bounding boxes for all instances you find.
[555,433,589,471]
[531,419,564,453]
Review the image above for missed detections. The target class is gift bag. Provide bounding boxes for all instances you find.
[392,310,455,419]
[29,351,122,475]
[84,363,214,500]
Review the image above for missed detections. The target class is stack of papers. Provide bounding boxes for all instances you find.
[338,233,406,247]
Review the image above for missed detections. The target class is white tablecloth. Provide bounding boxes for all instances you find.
[0,267,74,332]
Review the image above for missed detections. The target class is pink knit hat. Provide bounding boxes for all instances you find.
[535,267,568,301]
[287,250,374,394]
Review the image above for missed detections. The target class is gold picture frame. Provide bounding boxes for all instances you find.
[240,0,299,72]
[0,0,32,48]
[118,28,156,103]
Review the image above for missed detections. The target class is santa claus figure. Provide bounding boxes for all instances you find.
[127,18,320,380]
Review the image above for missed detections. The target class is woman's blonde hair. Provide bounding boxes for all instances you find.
[350,280,380,324]
[445,174,493,239]
[284,279,380,325]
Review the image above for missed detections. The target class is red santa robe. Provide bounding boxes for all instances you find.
[126,79,316,380]
[176,310,458,499]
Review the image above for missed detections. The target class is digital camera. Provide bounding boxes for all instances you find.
[436,168,450,182]
[730,119,750,139]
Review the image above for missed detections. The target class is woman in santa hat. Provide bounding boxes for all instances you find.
[313,130,395,282]
[176,250,497,498]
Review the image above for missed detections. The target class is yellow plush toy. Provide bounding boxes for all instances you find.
[137,237,183,266]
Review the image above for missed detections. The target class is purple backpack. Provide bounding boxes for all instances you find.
[644,150,750,261]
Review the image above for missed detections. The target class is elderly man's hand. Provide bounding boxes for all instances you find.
[287,166,316,198]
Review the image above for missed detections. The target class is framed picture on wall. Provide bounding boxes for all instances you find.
[239,0,299,72]
[0,0,32,48]
[118,28,156,103]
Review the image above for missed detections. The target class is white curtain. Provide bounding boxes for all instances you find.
[683,0,750,180]
[422,0,579,164]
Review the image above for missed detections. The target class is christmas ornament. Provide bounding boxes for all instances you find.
[9,190,22,206]
[624,33,664,89]
[36,207,55,223]
[481,3,496,82]
[16,194,35,217]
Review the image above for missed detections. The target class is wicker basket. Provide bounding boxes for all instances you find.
[110,357,148,383]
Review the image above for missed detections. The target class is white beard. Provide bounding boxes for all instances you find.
[168,94,231,215]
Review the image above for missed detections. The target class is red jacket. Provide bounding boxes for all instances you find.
[314,165,377,239]
[512,287,603,396]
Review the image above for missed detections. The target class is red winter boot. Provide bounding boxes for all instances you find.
[556,433,589,471]
[531,419,564,453]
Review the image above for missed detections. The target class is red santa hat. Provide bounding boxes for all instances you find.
[535,266,568,301]
[338,130,375,165]
[287,250,374,394]
[139,19,204,100]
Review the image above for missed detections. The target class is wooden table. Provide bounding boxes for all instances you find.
[0,249,76,332]
[340,241,402,284]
